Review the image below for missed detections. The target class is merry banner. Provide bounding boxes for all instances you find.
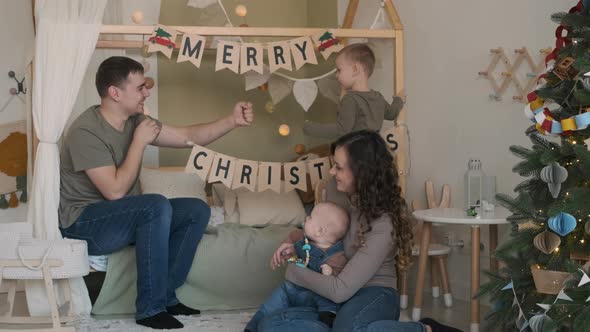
[184,144,332,193]
[148,25,344,74]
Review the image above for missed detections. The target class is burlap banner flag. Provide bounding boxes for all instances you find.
[311,30,344,60]
[177,33,206,68]
[290,36,318,70]
[215,40,241,74]
[184,146,335,193]
[147,25,178,59]
[258,162,282,193]
[283,161,307,193]
[232,159,259,191]
[267,41,293,73]
[240,43,264,74]
[306,157,331,189]
[185,145,215,181]
[208,153,237,188]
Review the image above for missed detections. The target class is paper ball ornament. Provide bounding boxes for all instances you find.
[131,11,144,24]
[145,77,155,89]
[264,101,275,114]
[529,314,553,332]
[278,124,290,136]
[540,162,568,198]
[142,59,151,73]
[294,144,306,155]
[533,231,561,254]
[235,4,247,17]
[548,212,576,237]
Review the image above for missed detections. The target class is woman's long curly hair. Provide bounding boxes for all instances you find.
[331,130,413,271]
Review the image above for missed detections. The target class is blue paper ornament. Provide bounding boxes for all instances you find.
[548,212,576,236]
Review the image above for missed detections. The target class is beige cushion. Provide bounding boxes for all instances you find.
[139,168,207,201]
[236,186,306,227]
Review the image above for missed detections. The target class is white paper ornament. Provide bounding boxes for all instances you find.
[187,0,217,9]
[528,314,553,332]
[540,162,568,198]
[132,11,144,24]
[293,80,318,112]
[244,66,270,91]
[268,75,293,105]
[317,75,340,104]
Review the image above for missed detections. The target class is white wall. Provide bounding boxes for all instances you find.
[338,0,572,300]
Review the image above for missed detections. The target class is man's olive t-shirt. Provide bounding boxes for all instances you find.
[59,105,152,228]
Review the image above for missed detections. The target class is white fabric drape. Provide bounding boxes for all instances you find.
[28,0,107,316]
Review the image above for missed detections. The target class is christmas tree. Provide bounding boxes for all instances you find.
[479,1,590,331]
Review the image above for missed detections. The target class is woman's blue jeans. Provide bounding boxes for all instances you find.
[60,194,210,320]
[258,286,426,332]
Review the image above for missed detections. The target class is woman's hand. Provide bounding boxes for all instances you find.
[270,242,295,270]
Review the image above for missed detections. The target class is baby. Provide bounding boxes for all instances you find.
[304,43,405,139]
[244,202,350,332]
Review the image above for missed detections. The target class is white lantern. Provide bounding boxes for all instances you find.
[464,159,484,209]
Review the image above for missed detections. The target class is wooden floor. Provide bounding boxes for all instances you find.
[0,291,484,331]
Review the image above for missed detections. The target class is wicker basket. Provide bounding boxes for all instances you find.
[530,266,571,295]
[2,239,89,280]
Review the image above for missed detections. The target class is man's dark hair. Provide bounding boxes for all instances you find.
[95,56,144,98]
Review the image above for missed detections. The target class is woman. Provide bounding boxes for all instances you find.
[261,130,460,332]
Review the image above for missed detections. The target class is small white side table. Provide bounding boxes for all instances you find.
[412,207,510,332]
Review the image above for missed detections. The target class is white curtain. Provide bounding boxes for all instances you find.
[27,0,107,316]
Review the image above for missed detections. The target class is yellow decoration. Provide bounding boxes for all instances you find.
[265,101,275,114]
[279,124,290,136]
[235,4,247,17]
[131,11,144,24]
[530,98,544,110]
[561,117,577,132]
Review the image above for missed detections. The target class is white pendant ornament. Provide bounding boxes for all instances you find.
[132,11,144,24]
[540,162,568,198]
[187,0,217,9]
[528,314,553,332]
[583,76,590,91]
[293,80,318,112]
[268,75,293,105]
[317,75,340,104]
[244,66,270,91]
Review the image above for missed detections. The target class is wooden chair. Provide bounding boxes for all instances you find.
[399,180,453,309]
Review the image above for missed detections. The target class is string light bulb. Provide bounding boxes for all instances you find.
[278,124,290,136]
[235,4,247,17]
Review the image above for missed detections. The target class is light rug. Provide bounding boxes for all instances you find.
[72,311,254,332]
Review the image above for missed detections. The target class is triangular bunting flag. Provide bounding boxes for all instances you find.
[293,80,318,112]
[147,25,178,59]
[244,66,270,91]
[317,74,340,104]
[268,75,293,105]
[556,289,573,302]
[501,281,514,290]
[578,269,590,287]
[536,303,552,312]
[586,295,590,302]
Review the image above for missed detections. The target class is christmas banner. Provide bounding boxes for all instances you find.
[185,145,333,193]
[147,26,341,73]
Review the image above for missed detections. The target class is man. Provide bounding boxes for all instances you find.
[59,56,254,329]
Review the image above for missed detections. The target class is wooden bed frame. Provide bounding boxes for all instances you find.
[31,0,408,193]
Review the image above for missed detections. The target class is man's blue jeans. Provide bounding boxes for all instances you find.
[257,286,426,332]
[246,281,340,332]
[60,194,210,320]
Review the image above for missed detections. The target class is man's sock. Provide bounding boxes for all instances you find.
[136,312,184,329]
[167,302,201,316]
[419,318,463,332]
[318,311,337,328]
